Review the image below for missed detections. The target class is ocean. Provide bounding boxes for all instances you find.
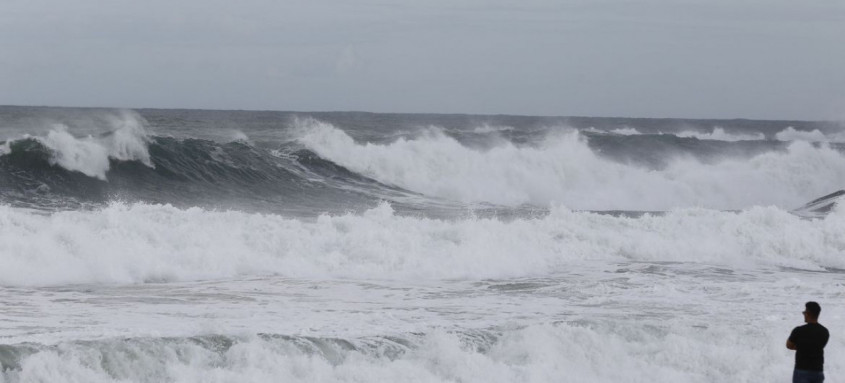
[0,106,843,382]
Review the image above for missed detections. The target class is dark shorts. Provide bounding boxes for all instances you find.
[793,369,824,383]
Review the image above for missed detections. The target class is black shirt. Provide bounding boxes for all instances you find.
[789,323,829,371]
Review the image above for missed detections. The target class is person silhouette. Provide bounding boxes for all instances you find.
[787,301,829,383]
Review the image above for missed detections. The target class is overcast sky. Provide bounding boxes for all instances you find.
[1,0,843,119]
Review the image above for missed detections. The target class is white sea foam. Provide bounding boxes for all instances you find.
[228,129,252,143]
[296,120,845,210]
[676,127,765,141]
[4,111,152,180]
[594,127,766,141]
[2,319,819,383]
[774,127,845,142]
[1,202,844,287]
[583,127,641,135]
[472,124,514,134]
[609,127,642,135]
[2,254,843,382]
[775,127,829,142]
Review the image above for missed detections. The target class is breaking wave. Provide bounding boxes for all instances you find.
[0,322,797,383]
[1,112,152,180]
[297,120,845,210]
[3,113,843,212]
[1,202,844,287]
[676,127,766,141]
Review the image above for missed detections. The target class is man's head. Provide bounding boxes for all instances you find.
[804,301,821,323]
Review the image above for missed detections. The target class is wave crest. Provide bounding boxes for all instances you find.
[2,111,153,180]
[297,120,845,210]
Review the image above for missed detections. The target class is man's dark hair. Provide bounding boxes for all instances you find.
[806,301,821,318]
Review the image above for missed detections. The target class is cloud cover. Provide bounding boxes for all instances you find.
[1,0,844,119]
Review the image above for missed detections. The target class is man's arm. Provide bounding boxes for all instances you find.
[787,327,798,350]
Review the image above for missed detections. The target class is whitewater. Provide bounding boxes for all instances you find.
[1,106,844,382]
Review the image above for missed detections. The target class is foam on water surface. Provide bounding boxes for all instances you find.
[2,202,845,287]
[0,264,843,382]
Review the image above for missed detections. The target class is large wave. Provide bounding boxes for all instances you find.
[0,117,407,214]
[0,111,153,180]
[3,113,843,213]
[297,120,845,210]
[1,202,843,287]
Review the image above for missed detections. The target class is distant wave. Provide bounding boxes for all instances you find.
[592,127,766,141]
[609,127,642,136]
[593,126,845,143]
[472,124,515,134]
[774,127,845,142]
[673,126,845,143]
[676,127,766,141]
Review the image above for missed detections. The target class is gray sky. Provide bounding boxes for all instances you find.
[1,0,844,119]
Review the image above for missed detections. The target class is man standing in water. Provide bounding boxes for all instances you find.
[787,301,829,383]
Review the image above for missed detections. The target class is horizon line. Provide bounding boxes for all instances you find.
[0,103,838,124]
